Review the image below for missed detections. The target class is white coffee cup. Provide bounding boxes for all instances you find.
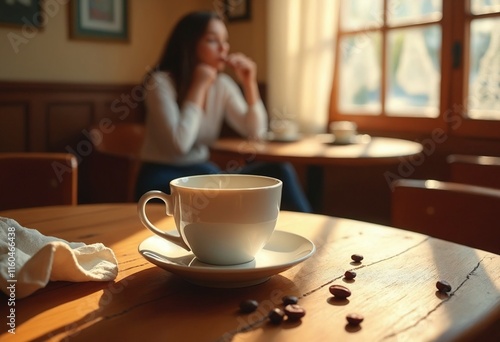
[270,118,299,141]
[137,174,282,265]
[329,121,358,144]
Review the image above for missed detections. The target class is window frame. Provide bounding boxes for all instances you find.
[329,0,500,140]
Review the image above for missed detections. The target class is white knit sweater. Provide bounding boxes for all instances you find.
[140,71,267,165]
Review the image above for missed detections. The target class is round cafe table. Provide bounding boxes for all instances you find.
[0,204,498,342]
[210,135,423,166]
[210,135,424,212]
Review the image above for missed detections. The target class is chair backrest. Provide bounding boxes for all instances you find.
[391,178,500,254]
[447,154,500,189]
[86,123,145,203]
[90,123,145,159]
[0,152,78,210]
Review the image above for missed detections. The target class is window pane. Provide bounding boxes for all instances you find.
[386,26,441,117]
[338,32,382,114]
[387,0,442,26]
[468,18,500,120]
[340,0,383,31]
[471,0,500,15]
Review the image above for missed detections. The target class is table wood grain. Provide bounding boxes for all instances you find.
[1,204,498,342]
[210,135,424,166]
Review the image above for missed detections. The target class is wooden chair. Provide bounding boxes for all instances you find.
[86,123,145,203]
[0,153,78,210]
[447,154,500,189]
[391,179,500,254]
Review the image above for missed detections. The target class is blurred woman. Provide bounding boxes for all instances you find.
[135,11,311,212]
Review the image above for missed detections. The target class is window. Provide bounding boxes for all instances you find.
[330,0,500,139]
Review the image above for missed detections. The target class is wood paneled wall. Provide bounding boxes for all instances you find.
[0,81,146,153]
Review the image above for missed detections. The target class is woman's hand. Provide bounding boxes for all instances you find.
[186,64,217,109]
[227,53,257,86]
[227,53,260,105]
[192,63,217,88]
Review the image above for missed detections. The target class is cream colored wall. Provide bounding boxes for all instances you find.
[0,0,267,84]
[223,0,267,82]
[0,0,199,84]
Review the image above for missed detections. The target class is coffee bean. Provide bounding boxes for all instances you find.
[329,284,351,299]
[436,280,452,293]
[344,270,357,280]
[282,295,299,305]
[239,299,259,313]
[268,308,286,324]
[284,304,306,321]
[346,313,364,325]
[351,254,364,263]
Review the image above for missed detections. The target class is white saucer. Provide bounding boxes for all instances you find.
[138,230,315,288]
[316,133,371,145]
[266,132,302,142]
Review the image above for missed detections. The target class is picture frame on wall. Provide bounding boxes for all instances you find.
[0,0,43,28]
[224,0,251,22]
[70,0,128,42]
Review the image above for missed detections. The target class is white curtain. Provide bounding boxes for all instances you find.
[267,0,338,134]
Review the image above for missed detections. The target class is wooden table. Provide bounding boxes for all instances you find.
[211,135,423,166]
[211,135,424,212]
[1,204,498,342]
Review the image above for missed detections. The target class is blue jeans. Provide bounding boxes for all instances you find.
[134,161,312,213]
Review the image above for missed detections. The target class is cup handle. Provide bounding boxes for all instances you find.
[137,190,191,251]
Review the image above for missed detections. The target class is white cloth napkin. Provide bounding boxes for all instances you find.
[0,217,118,298]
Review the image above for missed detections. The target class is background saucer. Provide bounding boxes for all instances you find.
[316,133,371,145]
[138,230,315,288]
[266,131,302,142]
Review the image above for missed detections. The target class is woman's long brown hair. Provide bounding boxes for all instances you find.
[155,11,222,106]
